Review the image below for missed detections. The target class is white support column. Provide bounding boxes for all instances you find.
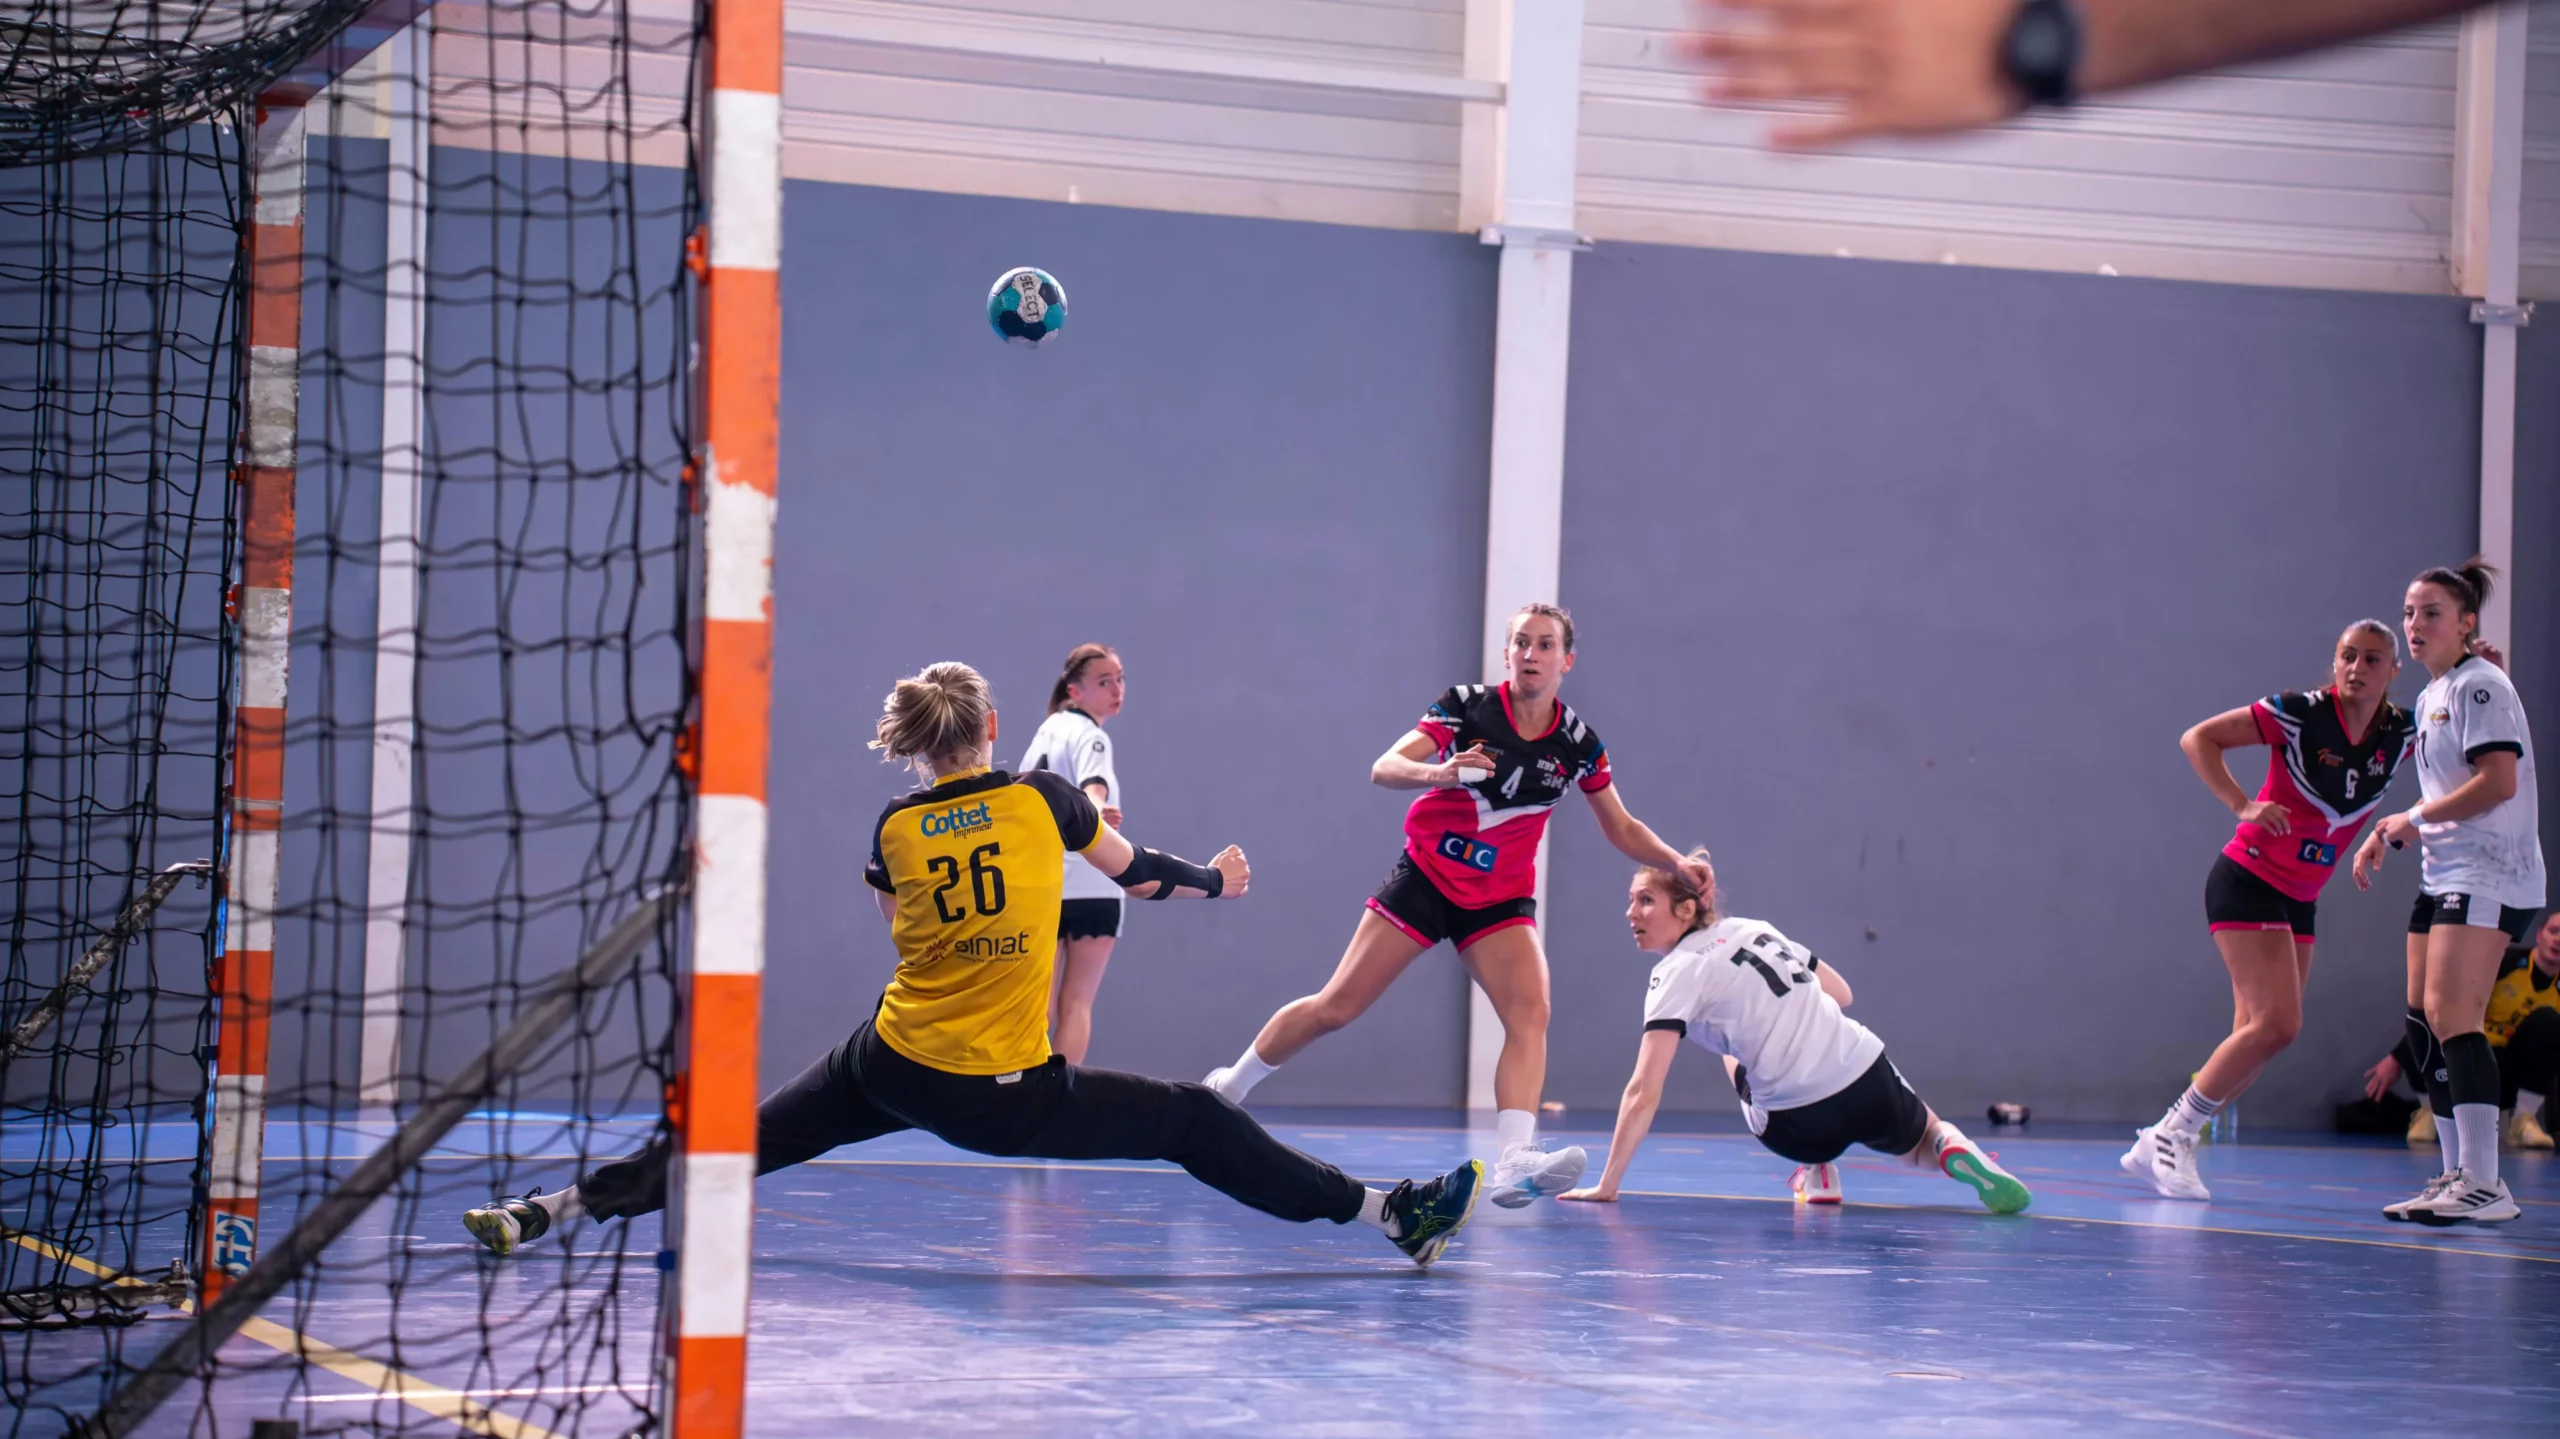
[1467,0,1586,1112]
[2453,3,2529,659]
[360,16,430,1109]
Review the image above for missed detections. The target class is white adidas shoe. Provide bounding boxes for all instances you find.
[2119,1125,2209,1201]
[1487,1143,1588,1208]
[2405,1171,2521,1226]
[1790,1163,1843,1205]
[2383,1171,2460,1222]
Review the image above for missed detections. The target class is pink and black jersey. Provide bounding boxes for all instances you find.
[2222,689,2416,901]
[1403,683,1612,907]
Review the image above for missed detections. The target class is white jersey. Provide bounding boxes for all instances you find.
[1020,707,1123,901]
[1642,916,1884,1122]
[2411,655,2545,909]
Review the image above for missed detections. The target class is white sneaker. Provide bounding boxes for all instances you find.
[2406,1171,2521,1226]
[1487,1143,1587,1208]
[1789,1163,1843,1205]
[2383,1171,2460,1222]
[2119,1125,2209,1201]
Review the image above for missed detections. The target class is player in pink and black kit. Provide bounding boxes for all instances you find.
[1204,604,1712,1208]
[2122,619,2416,1200]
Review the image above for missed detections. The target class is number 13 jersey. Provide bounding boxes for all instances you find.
[864,767,1101,1074]
[1405,682,1612,907]
[1642,917,1881,1117]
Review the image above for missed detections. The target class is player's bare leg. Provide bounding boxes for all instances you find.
[1462,924,1586,1206]
[1205,912,1427,1101]
[1048,934,1116,1064]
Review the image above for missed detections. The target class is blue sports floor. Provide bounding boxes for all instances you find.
[9,1109,2558,1436]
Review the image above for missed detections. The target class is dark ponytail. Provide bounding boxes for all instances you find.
[1049,643,1117,714]
[2412,554,2500,626]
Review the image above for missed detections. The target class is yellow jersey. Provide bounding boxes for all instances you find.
[863,767,1102,1074]
[2485,949,2559,1048]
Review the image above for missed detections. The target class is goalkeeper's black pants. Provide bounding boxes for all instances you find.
[578,1018,1363,1225]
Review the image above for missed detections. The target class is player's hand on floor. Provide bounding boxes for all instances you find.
[1558,1186,1616,1203]
[1211,845,1250,898]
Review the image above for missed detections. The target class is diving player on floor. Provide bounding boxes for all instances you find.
[1557,850,2030,1214]
[1203,604,1713,1208]
[462,662,1482,1266]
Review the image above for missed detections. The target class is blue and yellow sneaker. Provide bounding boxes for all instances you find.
[462,1194,553,1256]
[1383,1160,1483,1267]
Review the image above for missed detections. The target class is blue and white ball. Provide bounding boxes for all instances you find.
[987,266,1067,345]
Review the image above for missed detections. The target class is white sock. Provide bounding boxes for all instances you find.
[1357,1186,1396,1235]
[532,1187,584,1225]
[2453,1103,2500,1186]
[2520,1090,2546,1122]
[2158,1084,2223,1140]
[1496,1108,1537,1154]
[1212,1044,1276,1100]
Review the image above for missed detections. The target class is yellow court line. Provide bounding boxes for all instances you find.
[4,1229,564,1439]
[797,1157,2560,1265]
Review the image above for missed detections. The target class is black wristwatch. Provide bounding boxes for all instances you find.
[2000,0,2083,108]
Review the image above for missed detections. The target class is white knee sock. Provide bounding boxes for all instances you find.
[2453,1104,2500,1186]
[1210,1044,1276,1100]
[1496,1107,1537,1154]
[1357,1186,1396,1235]
[533,1186,584,1225]
[2437,1106,2463,1175]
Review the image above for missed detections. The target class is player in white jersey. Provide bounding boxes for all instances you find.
[1017,644,1127,1063]
[2354,558,2544,1225]
[1558,850,2030,1214]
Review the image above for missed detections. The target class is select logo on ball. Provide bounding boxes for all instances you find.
[988,266,1068,345]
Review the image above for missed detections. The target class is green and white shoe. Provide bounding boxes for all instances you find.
[463,1194,553,1257]
[1941,1139,2032,1214]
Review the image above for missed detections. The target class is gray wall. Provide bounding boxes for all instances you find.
[1549,242,2498,1128]
[763,184,1495,1103]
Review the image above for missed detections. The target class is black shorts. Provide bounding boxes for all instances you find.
[1746,1050,1932,1166]
[2408,891,2538,942]
[1058,898,1123,941]
[1365,853,1536,951]
[2204,854,2316,941]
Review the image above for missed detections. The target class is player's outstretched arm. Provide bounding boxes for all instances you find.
[1088,823,1249,901]
[1583,784,1714,894]
[1561,1030,1682,1203]
[1683,0,2489,150]
[2182,707,2288,835]
[1372,729,1489,791]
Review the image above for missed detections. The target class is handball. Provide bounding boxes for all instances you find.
[987,266,1067,345]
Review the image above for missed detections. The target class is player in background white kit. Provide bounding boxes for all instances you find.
[2355,558,2545,1225]
[1018,644,1127,1064]
[1559,850,2031,1214]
